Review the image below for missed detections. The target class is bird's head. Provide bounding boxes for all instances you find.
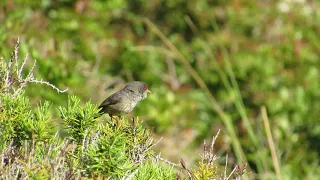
[125,81,151,100]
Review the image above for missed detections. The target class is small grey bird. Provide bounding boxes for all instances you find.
[98,81,151,126]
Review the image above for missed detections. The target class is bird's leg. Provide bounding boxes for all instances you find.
[109,115,121,127]
[131,117,136,128]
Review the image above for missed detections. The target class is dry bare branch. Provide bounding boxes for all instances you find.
[1,38,68,96]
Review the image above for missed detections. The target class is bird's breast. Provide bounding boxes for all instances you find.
[122,93,142,112]
[122,100,138,113]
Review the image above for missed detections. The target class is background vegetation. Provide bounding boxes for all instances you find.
[1,0,319,179]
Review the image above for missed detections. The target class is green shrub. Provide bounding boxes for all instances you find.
[58,95,100,143]
[0,93,54,150]
[134,161,176,180]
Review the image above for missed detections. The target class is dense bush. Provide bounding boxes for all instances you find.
[1,0,319,179]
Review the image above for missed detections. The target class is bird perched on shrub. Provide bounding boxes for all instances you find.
[98,81,151,126]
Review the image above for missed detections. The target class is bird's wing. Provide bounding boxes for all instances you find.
[98,91,123,108]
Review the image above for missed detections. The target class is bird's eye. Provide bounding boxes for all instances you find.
[143,85,147,90]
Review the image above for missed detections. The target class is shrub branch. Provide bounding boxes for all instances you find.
[1,38,68,96]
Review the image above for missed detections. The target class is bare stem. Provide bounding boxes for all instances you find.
[261,106,281,180]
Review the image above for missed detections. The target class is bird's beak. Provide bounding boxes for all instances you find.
[145,89,152,93]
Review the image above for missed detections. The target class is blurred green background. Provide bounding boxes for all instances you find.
[1,0,319,179]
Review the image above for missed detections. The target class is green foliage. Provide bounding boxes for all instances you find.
[192,162,218,180]
[1,0,320,179]
[0,93,54,150]
[58,95,100,143]
[134,161,176,180]
[0,91,178,179]
[85,126,135,178]
[82,117,156,178]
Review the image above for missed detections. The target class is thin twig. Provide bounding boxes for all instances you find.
[224,154,228,179]
[18,53,28,80]
[30,79,68,93]
[227,164,238,180]
[14,38,20,77]
[210,129,221,156]
[153,153,180,167]
[184,15,198,34]
[180,158,194,180]
[3,38,68,96]
[146,137,163,152]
